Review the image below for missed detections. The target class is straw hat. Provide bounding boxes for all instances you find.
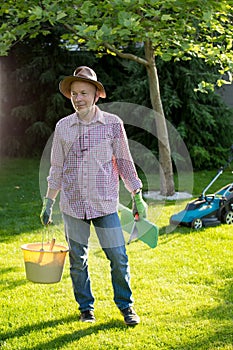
[59,66,106,99]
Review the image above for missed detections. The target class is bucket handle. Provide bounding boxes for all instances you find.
[41,226,55,251]
[49,238,56,251]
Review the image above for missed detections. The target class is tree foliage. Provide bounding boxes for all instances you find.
[0,29,97,156]
[1,1,232,74]
[1,0,233,192]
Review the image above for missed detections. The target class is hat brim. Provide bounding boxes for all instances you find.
[59,76,106,99]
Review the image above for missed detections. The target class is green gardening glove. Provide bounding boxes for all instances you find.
[40,197,55,225]
[133,191,148,219]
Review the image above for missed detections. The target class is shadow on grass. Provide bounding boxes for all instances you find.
[0,157,50,243]
[172,267,233,349]
[159,224,191,235]
[0,267,28,291]
[0,208,43,243]
[0,207,63,244]
[156,225,198,247]
[1,314,126,349]
[173,327,233,350]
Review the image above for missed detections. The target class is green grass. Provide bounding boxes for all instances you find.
[0,158,233,350]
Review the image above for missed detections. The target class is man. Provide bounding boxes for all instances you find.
[40,66,147,326]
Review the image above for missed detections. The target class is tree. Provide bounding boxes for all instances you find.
[1,0,233,194]
[111,55,233,170]
[0,31,128,157]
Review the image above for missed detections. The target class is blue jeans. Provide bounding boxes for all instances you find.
[62,212,134,312]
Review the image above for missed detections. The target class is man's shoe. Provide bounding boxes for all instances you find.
[80,310,95,323]
[120,307,140,326]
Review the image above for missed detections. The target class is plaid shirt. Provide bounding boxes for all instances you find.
[47,106,142,219]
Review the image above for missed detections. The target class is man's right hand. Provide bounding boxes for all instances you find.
[40,197,55,225]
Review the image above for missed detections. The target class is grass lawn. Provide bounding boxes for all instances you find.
[0,158,232,350]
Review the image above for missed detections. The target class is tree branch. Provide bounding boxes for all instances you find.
[63,23,149,67]
[63,23,79,35]
[103,43,149,67]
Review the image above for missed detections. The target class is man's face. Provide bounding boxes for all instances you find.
[70,81,99,113]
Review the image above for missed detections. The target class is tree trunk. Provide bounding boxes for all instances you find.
[144,40,175,196]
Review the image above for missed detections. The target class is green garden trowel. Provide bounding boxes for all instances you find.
[119,204,159,249]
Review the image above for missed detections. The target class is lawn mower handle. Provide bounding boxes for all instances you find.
[222,145,233,171]
[201,145,233,198]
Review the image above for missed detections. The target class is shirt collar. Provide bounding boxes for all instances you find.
[69,106,106,127]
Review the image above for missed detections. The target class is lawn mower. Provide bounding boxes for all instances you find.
[170,146,233,229]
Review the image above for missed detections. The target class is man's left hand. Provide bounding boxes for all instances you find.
[132,191,148,219]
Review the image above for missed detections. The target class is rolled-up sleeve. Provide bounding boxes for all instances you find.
[47,125,64,190]
[112,121,142,192]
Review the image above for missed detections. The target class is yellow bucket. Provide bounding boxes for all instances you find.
[21,242,69,284]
